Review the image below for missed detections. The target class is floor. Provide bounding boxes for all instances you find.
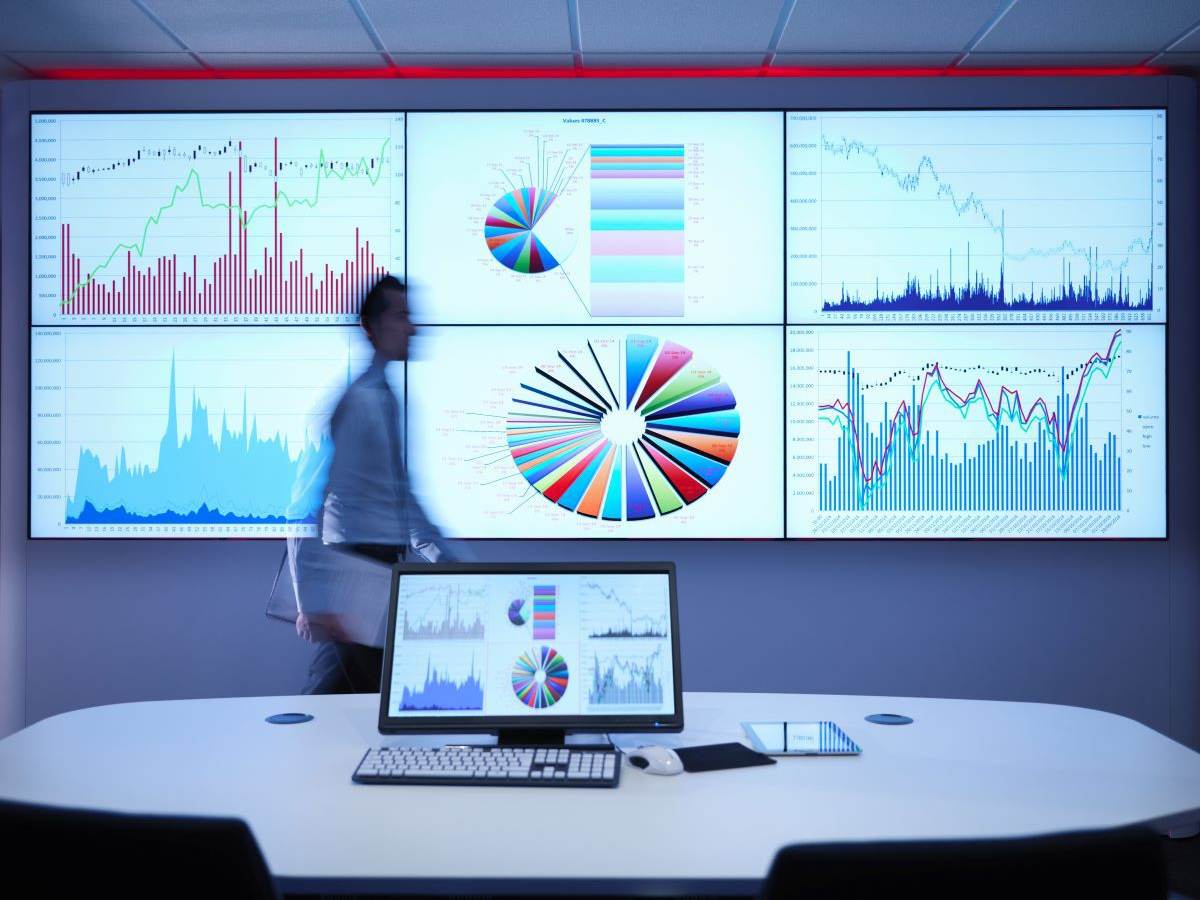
[284,836,1200,898]
[1168,832,1200,898]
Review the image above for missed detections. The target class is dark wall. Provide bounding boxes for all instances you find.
[3,76,1196,746]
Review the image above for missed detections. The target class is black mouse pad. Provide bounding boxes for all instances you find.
[673,742,777,773]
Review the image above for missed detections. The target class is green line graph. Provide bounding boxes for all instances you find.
[63,137,392,307]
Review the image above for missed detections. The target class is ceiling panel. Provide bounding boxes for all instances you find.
[1164,20,1200,50]
[0,0,180,52]
[360,0,572,53]
[8,51,203,73]
[201,52,388,70]
[578,0,782,52]
[772,52,957,68]
[958,51,1152,67]
[143,0,377,52]
[778,0,998,53]
[582,53,764,68]
[975,0,1200,52]
[390,53,575,68]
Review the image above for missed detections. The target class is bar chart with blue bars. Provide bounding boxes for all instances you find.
[786,325,1165,538]
[786,109,1166,324]
[590,144,685,317]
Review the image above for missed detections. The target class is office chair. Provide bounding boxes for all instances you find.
[761,826,1167,899]
[0,799,280,899]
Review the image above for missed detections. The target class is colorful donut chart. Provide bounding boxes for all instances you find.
[506,334,740,521]
[511,646,569,709]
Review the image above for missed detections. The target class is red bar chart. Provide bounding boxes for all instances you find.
[32,112,404,325]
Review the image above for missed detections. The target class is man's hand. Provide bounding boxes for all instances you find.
[296,611,351,643]
[295,612,314,642]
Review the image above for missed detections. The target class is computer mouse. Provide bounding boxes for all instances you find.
[627,745,684,776]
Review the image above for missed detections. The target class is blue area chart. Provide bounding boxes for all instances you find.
[66,357,330,526]
[399,656,485,711]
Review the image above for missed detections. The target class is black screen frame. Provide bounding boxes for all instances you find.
[377,560,684,736]
[11,77,1188,544]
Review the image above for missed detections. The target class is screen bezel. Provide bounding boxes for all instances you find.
[20,96,1175,542]
[378,560,684,735]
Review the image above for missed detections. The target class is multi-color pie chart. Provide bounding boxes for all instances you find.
[512,646,569,709]
[484,186,562,274]
[506,334,740,521]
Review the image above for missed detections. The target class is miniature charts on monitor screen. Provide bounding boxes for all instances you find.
[378,562,684,741]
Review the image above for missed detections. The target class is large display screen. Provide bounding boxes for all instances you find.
[28,107,1169,539]
[384,570,678,721]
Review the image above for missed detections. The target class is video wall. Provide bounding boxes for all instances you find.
[29,108,1167,539]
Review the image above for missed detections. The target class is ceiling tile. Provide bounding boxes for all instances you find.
[201,52,389,70]
[778,0,998,53]
[9,52,204,74]
[958,52,1151,68]
[0,0,180,52]
[360,0,572,53]
[578,0,782,52]
[1164,21,1200,51]
[582,53,765,68]
[975,0,1200,53]
[391,53,575,69]
[772,52,958,68]
[143,0,378,52]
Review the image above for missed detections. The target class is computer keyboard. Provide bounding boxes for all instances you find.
[353,745,621,787]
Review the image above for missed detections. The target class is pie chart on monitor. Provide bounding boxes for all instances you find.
[484,186,574,274]
[511,646,569,709]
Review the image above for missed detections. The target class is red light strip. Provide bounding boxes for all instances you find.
[37,64,1165,81]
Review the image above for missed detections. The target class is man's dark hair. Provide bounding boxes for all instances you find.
[360,275,406,333]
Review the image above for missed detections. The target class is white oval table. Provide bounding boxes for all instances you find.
[1,692,1198,895]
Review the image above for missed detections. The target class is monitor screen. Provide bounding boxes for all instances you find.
[380,564,683,733]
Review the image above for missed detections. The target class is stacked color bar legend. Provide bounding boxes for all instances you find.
[533,584,557,640]
[590,145,685,317]
[59,138,387,318]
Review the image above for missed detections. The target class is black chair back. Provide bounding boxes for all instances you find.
[0,799,279,899]
[762,827,1167,899]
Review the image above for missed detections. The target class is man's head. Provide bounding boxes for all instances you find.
[360,275,415,361]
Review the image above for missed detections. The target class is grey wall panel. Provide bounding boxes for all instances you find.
[3,76,1194,748]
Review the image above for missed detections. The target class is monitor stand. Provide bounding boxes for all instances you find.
[495,728,614,750]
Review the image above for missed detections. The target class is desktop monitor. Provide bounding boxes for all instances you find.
[379,562,683,740]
